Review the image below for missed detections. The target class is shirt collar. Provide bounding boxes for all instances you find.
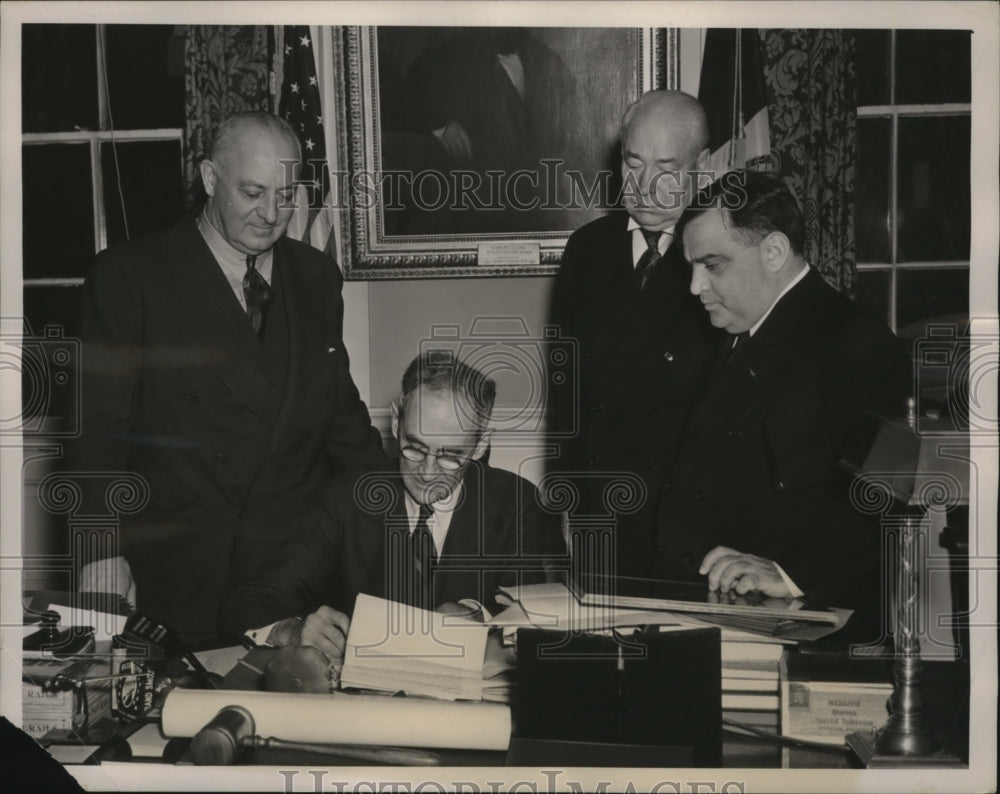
[403,480,464,519]
[627,216,676,236]
[749,264,810,337]
[197,212,274,281]
[627,217,674,259]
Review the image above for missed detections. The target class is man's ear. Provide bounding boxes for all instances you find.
[390,402,399,441]
[695,147,710,171]
[471,429,493,461]
[761,231,791,273]
[199,159,219,197]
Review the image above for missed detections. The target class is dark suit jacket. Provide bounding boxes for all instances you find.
[653,268,911,613]
[548,212,720,577]
[218,460,566,640]
[70,219,384,643]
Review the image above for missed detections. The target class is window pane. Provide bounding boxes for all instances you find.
[23,144,94,279]
[105,25,185,129]
[896,267,969,332]
[855,117,891,262]
[897,115,970,263]
[22,24,99,133]
[896,30,971,105]
[102,140,186,247]
[855,269,891,327]
[855,30,890,106]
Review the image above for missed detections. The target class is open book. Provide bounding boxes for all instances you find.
[340,594,509,701]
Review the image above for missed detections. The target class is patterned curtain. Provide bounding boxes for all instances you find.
[760,30,857,295]
[183,26,273,210]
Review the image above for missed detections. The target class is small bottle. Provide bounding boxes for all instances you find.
[109,634,154,722]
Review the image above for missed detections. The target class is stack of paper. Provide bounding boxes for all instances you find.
[340,594,489,701]
[491,582,679,635]
[480,634,516,703]
[720,641,785,714]
[570,574,851,640]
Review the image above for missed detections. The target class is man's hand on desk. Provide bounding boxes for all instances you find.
[699,545,792,599]
[268,606,350,662]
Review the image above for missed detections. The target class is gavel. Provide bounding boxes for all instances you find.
[189,706,442,766]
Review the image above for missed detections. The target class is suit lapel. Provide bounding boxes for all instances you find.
[264,240,328,449]
[150,220,273,422]
[686,270,824,436]
[441,462,489,557]
[616,217,637,285]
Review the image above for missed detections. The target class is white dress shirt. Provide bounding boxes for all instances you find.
[402,483,464,561]
[197,213,273,311]
[626,216,674,267]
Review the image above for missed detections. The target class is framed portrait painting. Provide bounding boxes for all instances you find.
[337,26,677,278]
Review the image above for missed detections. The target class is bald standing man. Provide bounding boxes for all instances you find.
[549,90,720,578]
[71,112,383,644]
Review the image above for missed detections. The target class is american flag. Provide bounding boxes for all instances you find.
[699,29,772,176]
[279,26,336,258]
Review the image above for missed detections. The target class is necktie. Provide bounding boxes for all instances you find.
[725,331,751,365]
[243,255,274,338]
[409,504,435,607]
[635,229,663,290]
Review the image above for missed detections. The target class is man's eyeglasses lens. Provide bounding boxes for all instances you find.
[400,446,464,471]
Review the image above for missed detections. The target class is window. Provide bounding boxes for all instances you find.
[21,24,186,344]
[854,30,971,340]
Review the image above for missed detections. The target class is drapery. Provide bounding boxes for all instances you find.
[183,26,272,210]
[760,29,857,295]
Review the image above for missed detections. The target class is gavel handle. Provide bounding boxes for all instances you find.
[248,736,441,766]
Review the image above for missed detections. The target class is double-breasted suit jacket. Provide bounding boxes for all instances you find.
[72,218,384,643]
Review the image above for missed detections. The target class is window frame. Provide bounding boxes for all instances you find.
[21,24,184,289]
[855,31,971,333]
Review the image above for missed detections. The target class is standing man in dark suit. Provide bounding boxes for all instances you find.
[219,352,563,656]
[549,90,719,579]
[654,171,910,616]
[71,112,384,644]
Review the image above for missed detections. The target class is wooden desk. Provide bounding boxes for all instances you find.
[170,647,968,769]
[35,644,968,770]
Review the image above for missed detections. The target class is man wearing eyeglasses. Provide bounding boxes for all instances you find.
[219,352,564,657]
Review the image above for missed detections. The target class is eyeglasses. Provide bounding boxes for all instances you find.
[399,445,469,472]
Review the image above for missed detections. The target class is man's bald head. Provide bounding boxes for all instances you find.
[199,112,302,256]
[621,90,709,156]
[209,111,302,168]
[619,90,711,231]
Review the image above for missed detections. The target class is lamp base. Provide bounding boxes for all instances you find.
[846,731,965,768]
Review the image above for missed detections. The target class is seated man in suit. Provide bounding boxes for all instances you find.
[653,170,910,623]
[219,352,564,659]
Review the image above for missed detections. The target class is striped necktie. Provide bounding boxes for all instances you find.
[635,228,664,290]
[409,504,435,607]
[243,255,274,338]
